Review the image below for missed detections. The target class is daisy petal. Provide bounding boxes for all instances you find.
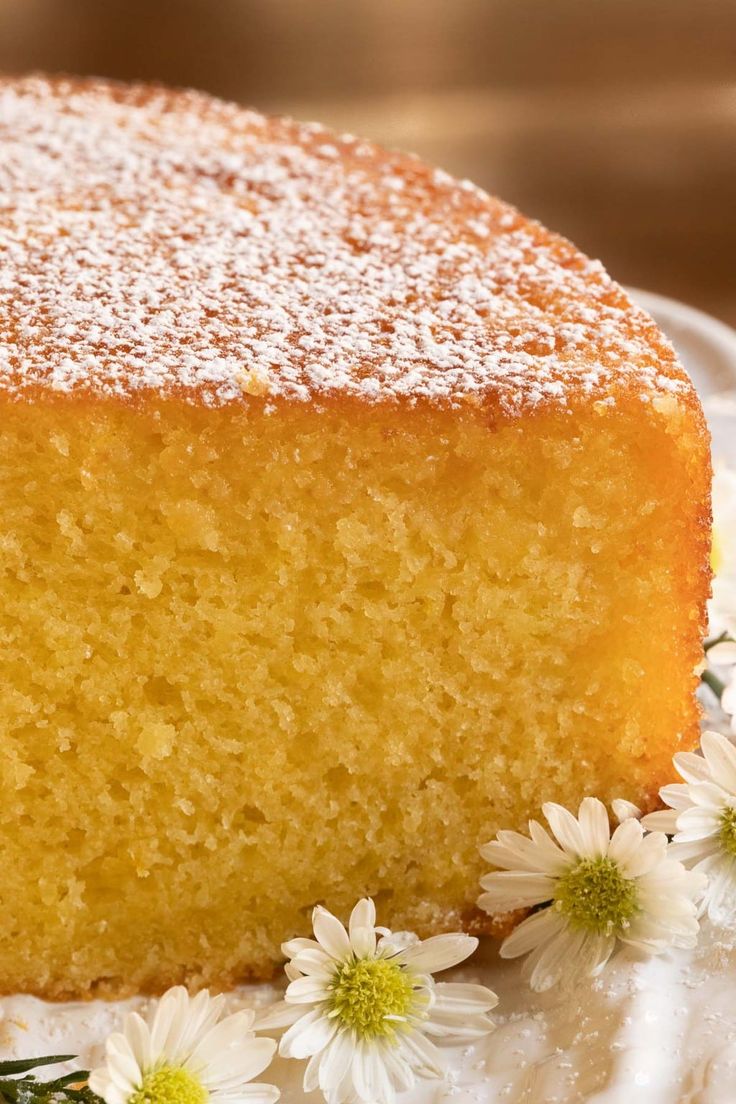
[674,750,716,786]
[478,870,556,912]
[525,924,593,992]
[701,731,736,794]
[219,1085,281,1104]
[279,1008,339,1060]
[348,896,377,958]
[608,817,646,869]
[88,1072,129,1104]
[187,1011,260,1076]
[284,975,330,1004]
[122,1013,152,1073]
[578,796,611,856]
[616,828,667,878]
[104,1033,143,1091]
[351,1043,394,1104]
[163,990,225,1064]
[612,798,642,824]
[281,937,320,958]
[253,1000,304,1032]
[317,1031,354,1093]
[312,906,351,960]
[401,933,477,973]
[288,947,335,979]
[148,988,186,1062]
[700,853,736,923]
[424,982,497,1038]
[499,906,563,959]
[431,981,498,1014]
[197,1034,276,1089]
[482,827,568,876]
[659,783,697,812]
[668,837,716,865]
[543,802,588,857]
[379,1044,416,1095]
[641,809,680,834]
[396,1029,444,1080]
[348,898,376,939]
[302,1051,322,1094]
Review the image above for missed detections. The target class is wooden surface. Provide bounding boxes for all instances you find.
[0,0,734,324]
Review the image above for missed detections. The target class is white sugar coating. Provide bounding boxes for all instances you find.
[0,75,689,413]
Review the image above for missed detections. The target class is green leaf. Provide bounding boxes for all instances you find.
[43,1072,91,1090]
[61,1090,101,1104]
[0,1060,75,1077]
[0,1056,102,1104]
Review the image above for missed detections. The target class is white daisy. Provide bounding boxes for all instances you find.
[478,797,704,992]
[642,730,736,923]
[89,986,279,1104]
[255,898,497,1104]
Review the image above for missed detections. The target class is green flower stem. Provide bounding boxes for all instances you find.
[0,1061,76,1078]
[702,668,727,700]
[704,631,732,652]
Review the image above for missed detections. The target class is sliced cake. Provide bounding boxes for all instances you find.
[0,76,710,998]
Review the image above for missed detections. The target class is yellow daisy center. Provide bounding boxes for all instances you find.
[129,1067,207,1104]
[719,805,736,857]
[555,856,639,934]
[328,956,414,1038]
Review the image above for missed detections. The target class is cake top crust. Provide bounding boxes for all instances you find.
[0,75,692,415]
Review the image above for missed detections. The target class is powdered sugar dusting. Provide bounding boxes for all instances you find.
[0,76,688,413]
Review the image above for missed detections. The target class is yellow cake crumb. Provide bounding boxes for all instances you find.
[0,394,710,997]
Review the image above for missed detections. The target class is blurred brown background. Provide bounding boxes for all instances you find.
[1,0,734,323]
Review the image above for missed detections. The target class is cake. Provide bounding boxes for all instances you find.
[0,75,710,1000]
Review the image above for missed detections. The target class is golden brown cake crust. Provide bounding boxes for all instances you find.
[0,74,701,425]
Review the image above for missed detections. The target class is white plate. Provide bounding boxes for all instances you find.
[628,287,736,463]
